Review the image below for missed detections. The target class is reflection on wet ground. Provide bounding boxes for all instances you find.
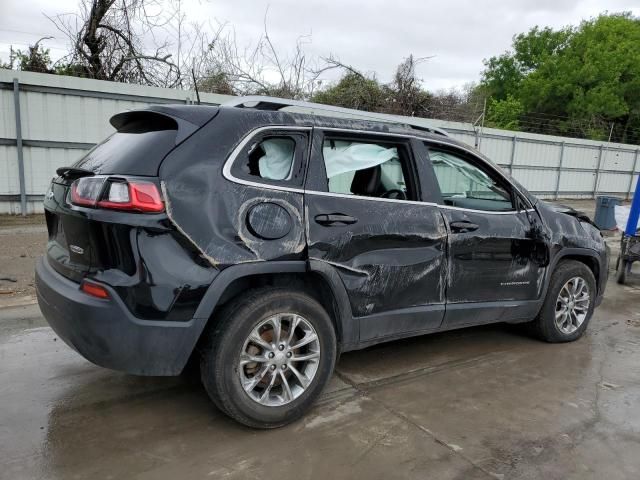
[1,277,639,479]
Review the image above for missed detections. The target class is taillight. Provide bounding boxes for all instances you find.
[70,177,164,213]
[71,177,105,207]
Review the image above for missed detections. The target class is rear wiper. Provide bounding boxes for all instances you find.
[56,167,95,179]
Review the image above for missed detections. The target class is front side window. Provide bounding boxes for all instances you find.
[428,148,514,211]
[322,138,413,200]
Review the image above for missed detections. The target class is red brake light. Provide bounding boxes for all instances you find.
[97,181,164,212]
[71,177,105,207]
[81,280,110,299]
[70,177,164,213]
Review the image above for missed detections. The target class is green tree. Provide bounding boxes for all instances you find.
[481,26,571,101]
[312,72,385,111]
[480,13,640,144]
[486,95,524,130]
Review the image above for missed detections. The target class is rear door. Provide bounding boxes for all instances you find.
[425,143,547,328]
[304,129,448,343]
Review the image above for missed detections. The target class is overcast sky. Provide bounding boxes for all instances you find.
[1,0,638,91]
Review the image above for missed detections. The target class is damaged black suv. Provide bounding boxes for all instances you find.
[36,97,609,428]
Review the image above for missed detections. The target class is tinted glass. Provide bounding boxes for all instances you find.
[73,130,177,176]
[429,149,514,211]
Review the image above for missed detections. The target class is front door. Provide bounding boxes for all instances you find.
[425,144,547,328]
[305,130,448,342]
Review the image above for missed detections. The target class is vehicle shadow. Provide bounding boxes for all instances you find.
[39,321,560,478]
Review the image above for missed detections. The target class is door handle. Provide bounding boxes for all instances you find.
[314,213,358,226]
[450,220,479,233]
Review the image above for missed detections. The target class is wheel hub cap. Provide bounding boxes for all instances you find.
[238,313,321,407]
[555,276,590,334]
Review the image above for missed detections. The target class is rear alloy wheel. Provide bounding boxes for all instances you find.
[530,260,596,343]
[200,287,336,428]
[239,313,321,407]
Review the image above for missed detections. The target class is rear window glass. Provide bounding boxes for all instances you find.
[72,129,178,176]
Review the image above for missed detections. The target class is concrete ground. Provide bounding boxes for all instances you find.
[2,276,640,480]
[1,199,639,479]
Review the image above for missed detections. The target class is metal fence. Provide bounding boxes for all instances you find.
[1,69,638,214]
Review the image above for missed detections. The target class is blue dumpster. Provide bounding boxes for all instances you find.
[594,195,622,230]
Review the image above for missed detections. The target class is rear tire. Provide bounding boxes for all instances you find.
[199,287,337,429]
[530,260,596,343]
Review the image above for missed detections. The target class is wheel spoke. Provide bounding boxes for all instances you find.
[291,332,318,350]
[270,315,283,345]
[249,332,272,351]
[243,366,269,392]
[240,353,267,366]
[570,310,578,327]
[571,279,580,295]
[280,371,293,401]
[288,364,310,388]
[287,315,301,345]
[291,351,320,362]
[260,370,278,402]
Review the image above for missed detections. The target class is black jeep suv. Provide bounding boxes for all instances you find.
[36,98,609,428]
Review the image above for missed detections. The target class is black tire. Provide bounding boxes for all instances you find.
[199,287,337,429]
[616,257,628,285]
[530,260,596,343]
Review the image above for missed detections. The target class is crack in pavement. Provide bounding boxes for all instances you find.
[333,370,498,480]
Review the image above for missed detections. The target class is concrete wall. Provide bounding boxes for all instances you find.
[1,69,638,214]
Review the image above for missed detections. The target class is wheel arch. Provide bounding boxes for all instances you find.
[548,248,602,295]
[191,261,356,356]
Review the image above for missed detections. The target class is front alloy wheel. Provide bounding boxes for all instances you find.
[555,276,590,334]
[530,260,596,343]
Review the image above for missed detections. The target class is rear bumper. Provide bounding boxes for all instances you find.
[35,256,202,375]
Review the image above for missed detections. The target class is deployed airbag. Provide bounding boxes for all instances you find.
[323,140,398,178]
[258,138,295,180]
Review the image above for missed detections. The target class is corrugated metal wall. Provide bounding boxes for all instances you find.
[1,69,639,214]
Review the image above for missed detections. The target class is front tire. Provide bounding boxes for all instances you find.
[531,260,596,343]
[200,287,337,429]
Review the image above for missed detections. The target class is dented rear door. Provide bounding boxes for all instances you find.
[304,130,448,343]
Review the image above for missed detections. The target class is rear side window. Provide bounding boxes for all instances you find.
[230,131,308,187]
[322,138,415,201]
[428,147,514,211]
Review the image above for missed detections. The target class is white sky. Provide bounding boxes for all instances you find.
[0,0,638,91]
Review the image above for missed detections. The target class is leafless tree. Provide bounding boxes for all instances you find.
[194,10,320,99]
[49,0,183,86]
[383,54,433,117]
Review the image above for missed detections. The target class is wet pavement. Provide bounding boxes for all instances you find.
[1,275,640,480]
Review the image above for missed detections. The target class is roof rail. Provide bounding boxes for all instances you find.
[222,96,450,137]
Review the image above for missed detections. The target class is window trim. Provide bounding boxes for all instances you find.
[225,127,311,188]
[222,125,535,215]
[225,126,312,190]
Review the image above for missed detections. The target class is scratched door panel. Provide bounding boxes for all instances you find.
[442,209,545,304]
[306,193,448,318]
